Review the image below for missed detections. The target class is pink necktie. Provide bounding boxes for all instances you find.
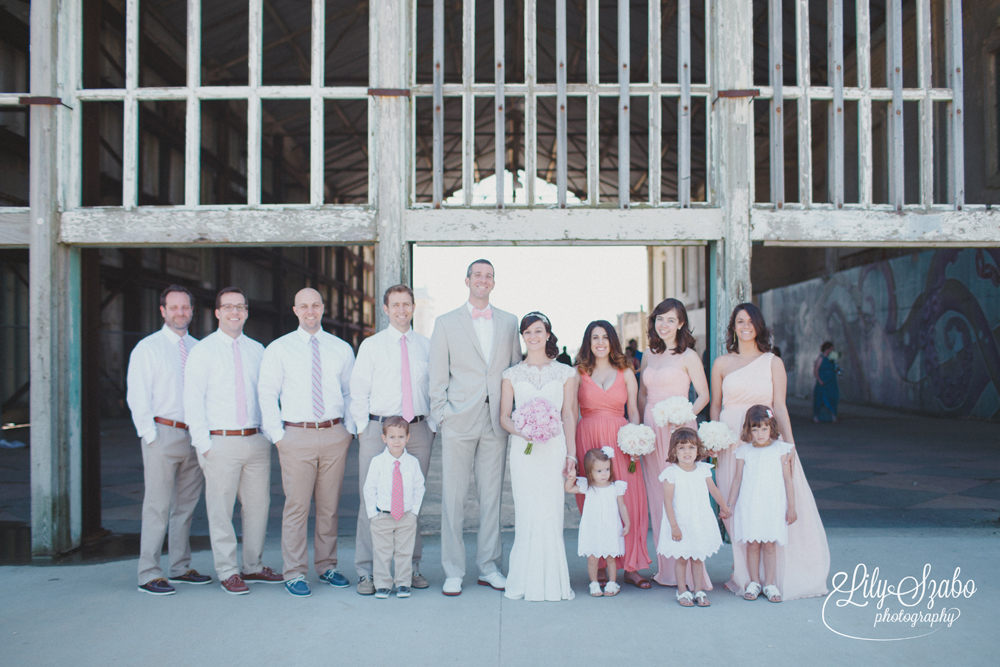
[391,460,404,520]
[471,307,492,320]
[310,336,324,420]
[233,339,248,427]
[179,338,188,373]
[400,335,414,423]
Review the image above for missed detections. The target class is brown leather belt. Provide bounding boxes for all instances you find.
[209,428,259,436]
[283,418,340,429]
[369,414,425,424]
[154,417,189,430]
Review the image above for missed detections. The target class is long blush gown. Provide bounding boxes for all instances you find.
[640,352,711,589]
[717,352,830,600]
[575,370,651,573]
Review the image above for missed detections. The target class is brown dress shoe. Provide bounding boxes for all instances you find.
[221,575,249,595]
[242,566,283,584]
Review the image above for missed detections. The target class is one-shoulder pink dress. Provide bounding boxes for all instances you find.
[718,353,830,600]
[640,353,711,589]
[576,371,651,573]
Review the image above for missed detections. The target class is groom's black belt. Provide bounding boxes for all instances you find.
[370,414,426,424]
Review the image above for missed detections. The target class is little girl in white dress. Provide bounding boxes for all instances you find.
[657,428,731,607]
[565,446,630,597]
[727,405,797,603]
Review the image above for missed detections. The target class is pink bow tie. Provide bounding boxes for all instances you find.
[472,307,493,320]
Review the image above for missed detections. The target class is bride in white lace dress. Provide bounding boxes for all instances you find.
[499,312,578,601]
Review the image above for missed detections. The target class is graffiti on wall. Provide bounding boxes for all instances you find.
[761,249,1000,420]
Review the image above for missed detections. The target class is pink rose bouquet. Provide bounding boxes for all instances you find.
[512,397,563,454]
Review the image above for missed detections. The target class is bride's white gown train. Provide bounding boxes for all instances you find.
[503,361,576,601]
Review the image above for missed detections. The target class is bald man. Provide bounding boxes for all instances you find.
[258,288,356,597]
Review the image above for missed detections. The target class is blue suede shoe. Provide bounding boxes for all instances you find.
[319,569,349,588]
[284,575,311,598]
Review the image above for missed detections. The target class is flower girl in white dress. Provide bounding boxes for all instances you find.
[565,446,630,597]
[657,428,731,607]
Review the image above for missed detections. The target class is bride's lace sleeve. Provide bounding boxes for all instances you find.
[501,363,522,382]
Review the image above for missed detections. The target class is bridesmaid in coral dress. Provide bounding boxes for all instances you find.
[709,303,830,601]
[637,299,711,588]
[574,320,651,586]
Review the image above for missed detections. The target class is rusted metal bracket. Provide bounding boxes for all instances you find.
[712,89,760,105]
[16,96,73,109]
[367,88,410,97]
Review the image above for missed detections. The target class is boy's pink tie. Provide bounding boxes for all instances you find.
[391,460,404,520]
[400,335,414,422]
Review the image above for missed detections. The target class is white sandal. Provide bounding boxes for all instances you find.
[763,584,782,603]
[744,581,761,601]
[589,581,603,597]
[603,581,621,597]
[676,590,695,607]
[694,590,710,607]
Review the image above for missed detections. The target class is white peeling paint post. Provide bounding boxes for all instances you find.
[372,0,411,330]
[617,0,630,209]
[711,0,753,359]
[30,0,80,556]
[494,0,505,208]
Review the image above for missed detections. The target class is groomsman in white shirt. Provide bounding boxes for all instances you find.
[350,284,435,595]
[127,285,211,595]
[184,287,283,595]
[258,287,356,598]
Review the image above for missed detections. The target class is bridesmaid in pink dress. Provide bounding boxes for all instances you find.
[575,320,651,586]
[709,303,830,601]
[637,299,711,588]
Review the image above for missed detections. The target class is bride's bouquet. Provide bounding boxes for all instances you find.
[512,397,563,455]
[617,423,656,473]
[652,396,697,428]
[697,420,738,453]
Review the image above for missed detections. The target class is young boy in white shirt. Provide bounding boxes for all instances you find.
[362,416,426,598]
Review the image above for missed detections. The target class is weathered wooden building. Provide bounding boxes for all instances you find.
[1,0,997,556]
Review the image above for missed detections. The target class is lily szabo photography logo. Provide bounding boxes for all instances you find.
[822,564,976,641]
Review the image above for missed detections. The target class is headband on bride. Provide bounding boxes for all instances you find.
[600,446,615,459]
[526,311,550,326]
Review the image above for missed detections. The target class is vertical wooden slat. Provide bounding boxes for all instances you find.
[768,0,783,208]
[555,0,567,207]
[586,0,599,204]
[649,0,662,205]
[827,0,844,208]
[945,0,965,208]
[704,0,713,203]
[185,0,201,206]
[916,0,932,208]
[494,0,505,208]
[462,0,475,206]
[887,0,904,210]
[248,0,263,207]
[796,0,812,207]
[618,0,630,209]
[433,0,444,206]
[525,0,537,206]
[122,0,139,208]
[678,0,691,207]
[856,0,872,207]
[310,0,325,206]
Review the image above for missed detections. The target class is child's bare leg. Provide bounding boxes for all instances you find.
[674,557,689,593]
[605,557,618,583]
[762,542,777,587]
[587,556,600,583]
[746,542,762,584]
[690,559,704,592]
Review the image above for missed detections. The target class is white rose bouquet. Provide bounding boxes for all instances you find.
[616,423,656,473]
[652,396,697,428]
[697,420,738,453]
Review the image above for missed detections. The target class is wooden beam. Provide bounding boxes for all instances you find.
[0,209,30,246]
[58,207,376,245]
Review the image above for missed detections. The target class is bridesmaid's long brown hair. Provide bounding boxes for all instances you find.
[576,320,631,376]
[647,298,697,354]
[725,303,772,353]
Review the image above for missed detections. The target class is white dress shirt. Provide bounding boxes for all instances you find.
[184,329,265,455]
[258,327,356,443]
[350,326,435,435]
[465,301,494,365]
[362,448,426,519]
[126,324,199,443]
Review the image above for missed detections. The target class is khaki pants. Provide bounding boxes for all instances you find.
[440,402,507,580]
[354,419,434,577]
[137,425,204,585]
[371,510,417,589]
[200,433,271,581]
[278,422,353,579]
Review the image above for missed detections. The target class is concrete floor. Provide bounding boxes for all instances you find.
[0,399,998,665]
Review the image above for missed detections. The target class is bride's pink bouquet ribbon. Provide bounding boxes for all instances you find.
[512,397,563,454]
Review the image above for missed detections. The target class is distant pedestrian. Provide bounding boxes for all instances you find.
[813,342,839,423]
[556,346,572,365]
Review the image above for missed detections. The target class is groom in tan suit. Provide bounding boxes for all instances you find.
[429,259,522,596]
